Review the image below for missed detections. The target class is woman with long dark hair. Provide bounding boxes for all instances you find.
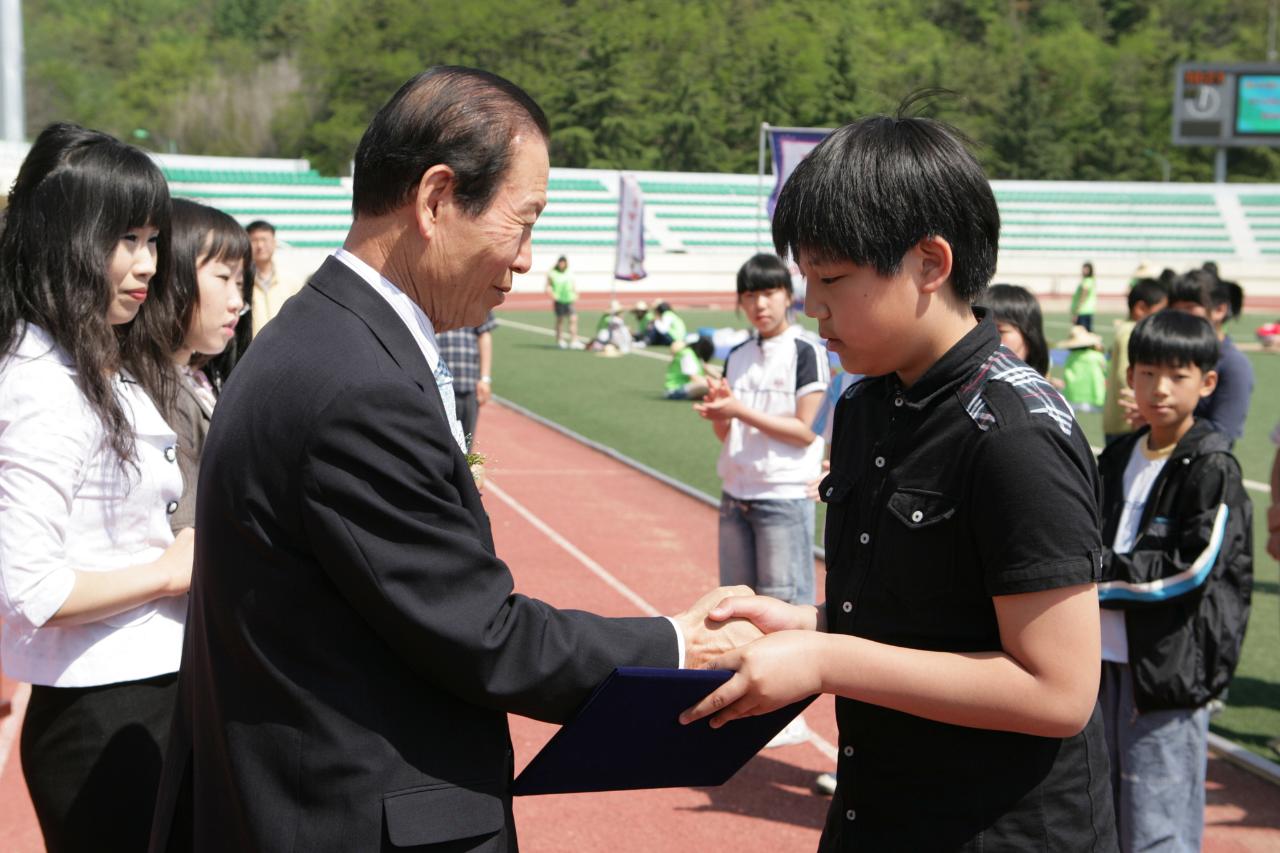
[0,123,193,852]
[162,198,251,531]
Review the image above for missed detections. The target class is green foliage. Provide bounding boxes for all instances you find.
[22,0,1280,180]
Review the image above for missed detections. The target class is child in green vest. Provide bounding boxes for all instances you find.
[1058,324,1107,412]
[664,336,714,399]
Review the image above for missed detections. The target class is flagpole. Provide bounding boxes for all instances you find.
[756,122,768,252]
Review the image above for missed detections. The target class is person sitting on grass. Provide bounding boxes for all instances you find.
[684,99,1118,851]
[641,301,686,347]
[1095,308,1252,853]
[664,335,715,400]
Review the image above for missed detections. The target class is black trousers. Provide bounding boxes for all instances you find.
[21,672,178,853]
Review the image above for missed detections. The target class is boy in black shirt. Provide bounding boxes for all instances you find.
[683,101,1118,850]
[1096,310,1252,852]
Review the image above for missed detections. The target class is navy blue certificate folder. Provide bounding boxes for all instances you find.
[511,667,816,795]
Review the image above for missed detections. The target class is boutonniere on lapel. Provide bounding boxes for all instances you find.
[466,444,486,491]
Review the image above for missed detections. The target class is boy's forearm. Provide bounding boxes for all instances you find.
[712,419,730,442]
[815,590,1099,738]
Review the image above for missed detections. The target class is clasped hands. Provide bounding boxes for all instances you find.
[674,588,825,730]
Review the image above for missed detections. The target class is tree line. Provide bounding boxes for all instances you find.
[25,0,1280,181]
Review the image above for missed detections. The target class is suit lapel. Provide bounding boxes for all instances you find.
[307,256,450,426]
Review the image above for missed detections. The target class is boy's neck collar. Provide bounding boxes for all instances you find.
[891,308,995,408]
[894,306,982,391]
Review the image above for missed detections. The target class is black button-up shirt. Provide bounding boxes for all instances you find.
[818,314,1117,851]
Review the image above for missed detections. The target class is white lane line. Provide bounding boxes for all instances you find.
[485,476,838,761]
[485,478,659,617]
[0,683,31,780]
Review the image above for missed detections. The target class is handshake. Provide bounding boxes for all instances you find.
[670,587,827,729]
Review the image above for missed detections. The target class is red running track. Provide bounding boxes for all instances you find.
[1,400,1278,851]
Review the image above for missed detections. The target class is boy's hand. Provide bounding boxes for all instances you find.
[1268,530,1280,562]
[1118,388,1147,429]
[679,631,823,727]
[707,594,820,634]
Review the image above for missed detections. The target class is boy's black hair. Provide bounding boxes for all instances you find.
[1128,278,1168,314]
[771,91,1000,302]
[1169,269,1241,320]
[690,335,715,362]
[977,283,1048,375]
[736,253,793,295]
[1129,309,1219,373]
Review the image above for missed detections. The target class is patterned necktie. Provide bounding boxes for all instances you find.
[433,359,468,455]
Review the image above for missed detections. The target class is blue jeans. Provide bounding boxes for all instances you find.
[1100,661,1209,853]
[718,494,815,605]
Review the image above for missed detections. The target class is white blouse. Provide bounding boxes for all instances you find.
[0,323,186,687]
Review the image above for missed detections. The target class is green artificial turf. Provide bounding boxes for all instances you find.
[491,304,1279,762]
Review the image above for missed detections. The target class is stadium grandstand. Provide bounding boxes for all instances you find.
[2,145,1277,299]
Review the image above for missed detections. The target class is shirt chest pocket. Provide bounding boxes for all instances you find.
[883,488,958,602]
[819,471,858,568]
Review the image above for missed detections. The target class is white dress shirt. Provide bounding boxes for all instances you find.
[333,249,467,453]
[0,324,186,686]
[330,251,687,665]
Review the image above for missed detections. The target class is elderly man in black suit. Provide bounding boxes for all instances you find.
[149,67,759,852]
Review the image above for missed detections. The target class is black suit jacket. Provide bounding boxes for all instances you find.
[150,257,676,852]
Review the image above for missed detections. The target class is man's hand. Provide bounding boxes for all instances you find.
[476,379,492,406]
[674,585,763,669]
[707,594,821,635]
[679,631,825,727]
[1268,530,1279,562]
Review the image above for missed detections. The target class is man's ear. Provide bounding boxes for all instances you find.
[1199,369,1219,398]
[415,164,455,240]
[915,235,954,296]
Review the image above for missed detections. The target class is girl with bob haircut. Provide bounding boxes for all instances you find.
[694,252,829,746]
[162,198,252,531]
[0,123,193,852]
[979,283,1050,376]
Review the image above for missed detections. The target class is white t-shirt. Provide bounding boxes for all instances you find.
[717,324,829,500]
[1101,436,1175,663]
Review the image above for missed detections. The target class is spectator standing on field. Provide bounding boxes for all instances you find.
[247,220,306,336]
[1168,270,1254,446]
[437,312,497,449]
[545,255,581,349]
[1103,279,1168,446]
[1071,260,1098,332]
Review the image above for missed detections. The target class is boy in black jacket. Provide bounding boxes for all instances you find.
[1097,309,1253,852]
